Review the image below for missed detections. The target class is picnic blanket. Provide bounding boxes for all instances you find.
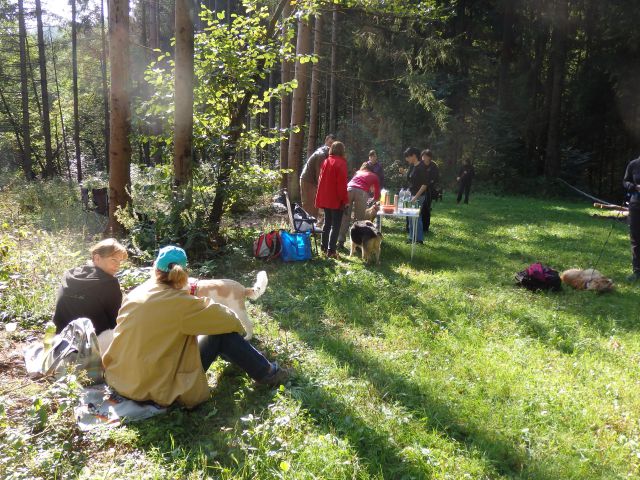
[74,383,167,431]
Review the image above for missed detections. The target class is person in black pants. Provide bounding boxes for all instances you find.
[456,159,475,204]
[420,149,439,234]
[623,156,640,282]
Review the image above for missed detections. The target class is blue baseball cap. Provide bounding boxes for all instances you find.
[154,246,188,272]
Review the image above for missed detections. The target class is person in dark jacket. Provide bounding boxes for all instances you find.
[623,156,640,282]
[53,238,127,351]
[456,159,475,204]
[366,149,384,188]
[420,149,439,234]
[402,147,429,243]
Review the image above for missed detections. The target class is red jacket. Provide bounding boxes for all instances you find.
[315,154,349,209]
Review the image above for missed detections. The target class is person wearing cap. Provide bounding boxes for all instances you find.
[102,246,288,408]
[52,238,128,353]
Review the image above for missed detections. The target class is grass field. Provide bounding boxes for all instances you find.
[1,182,639,479]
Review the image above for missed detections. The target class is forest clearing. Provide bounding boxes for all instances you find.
[1,183,639,479]
[2,0,640,478]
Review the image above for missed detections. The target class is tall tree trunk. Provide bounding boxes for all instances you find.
[286,14,312,201]
[173,0,195,187]
[72,0,82,182]
[49,29,71,180]
[18,0,33,180]
[108,0,132,236]
[101,0,110,172]
[35,0,55,177]
[278,2,293,190]
[0,77,26,161]
[209,0,289,236]
[329,5,338,134]
[497,0,515,110]
[544,0,569,178]
[306,13,322,158]
[525,0,548,170]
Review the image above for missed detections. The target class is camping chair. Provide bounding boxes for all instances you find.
[283,190,320,255]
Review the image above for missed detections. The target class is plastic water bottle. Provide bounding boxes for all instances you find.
[398,189,405,213]
[43,322,56,351]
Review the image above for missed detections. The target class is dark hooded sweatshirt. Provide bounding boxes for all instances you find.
[52,265,122,335]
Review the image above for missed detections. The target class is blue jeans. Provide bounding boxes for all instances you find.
[408,195,426,242]
[198,333,272,381]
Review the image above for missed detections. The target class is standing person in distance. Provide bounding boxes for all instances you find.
[366,149,384,189]
[456,158,475,204]
[315,141,349,258]
[367,149,385,230]
[420,149,439,235]
[403,147,429,244]
[623,155,640,282]
[299,134,336,219]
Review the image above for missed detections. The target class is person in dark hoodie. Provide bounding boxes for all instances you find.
[53,238,127,352]
[623,156,640,282]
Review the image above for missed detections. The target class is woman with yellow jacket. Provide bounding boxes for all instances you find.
[103,246,287,408]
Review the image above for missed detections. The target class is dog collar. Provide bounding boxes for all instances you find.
[189,281,198,296]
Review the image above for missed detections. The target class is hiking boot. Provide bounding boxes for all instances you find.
[626,272,640,282]
[256,363,290,386]
[327,250,341,259]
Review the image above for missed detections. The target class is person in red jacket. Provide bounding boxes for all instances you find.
[315,141,349,258]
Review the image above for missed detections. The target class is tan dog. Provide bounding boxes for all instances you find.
[186,271,268,339]
[560,268,614,292]
[349,220,383,264]
[364,202,380,222]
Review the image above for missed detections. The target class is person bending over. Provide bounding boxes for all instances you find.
[337,162,381,249]
[102,246,288,408]
[53,238,127,353]
[300,134,336,218]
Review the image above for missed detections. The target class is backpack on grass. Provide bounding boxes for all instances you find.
[253,230,282,260]
[515,263,562,292]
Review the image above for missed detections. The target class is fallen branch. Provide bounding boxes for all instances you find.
[593,202,628,212]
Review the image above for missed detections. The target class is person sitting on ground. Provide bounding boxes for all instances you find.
[337,162,381,249]
[102,246,288,408]
[315,141,349,259]
[300,134,336,219]
[52,238,127,353]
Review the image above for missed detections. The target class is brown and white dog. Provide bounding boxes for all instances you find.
[350,220,383,264]
[560,268,614,292]
[364,202,380,222]
[186,271,268,339]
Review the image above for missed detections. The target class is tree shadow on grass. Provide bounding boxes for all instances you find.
[266,308,564,479]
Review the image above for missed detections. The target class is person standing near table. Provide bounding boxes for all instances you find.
[456,158,475,204]
[403,147,428,244]
[337,162,381,249]
[623,155,640,282]
[420,149,439,235]
[315,141,349,258]
[366,150,384,188]
[300,134,336,218]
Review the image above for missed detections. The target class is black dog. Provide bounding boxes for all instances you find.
[349,221,383,264]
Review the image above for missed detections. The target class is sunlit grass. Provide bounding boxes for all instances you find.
[1,187,639,479]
